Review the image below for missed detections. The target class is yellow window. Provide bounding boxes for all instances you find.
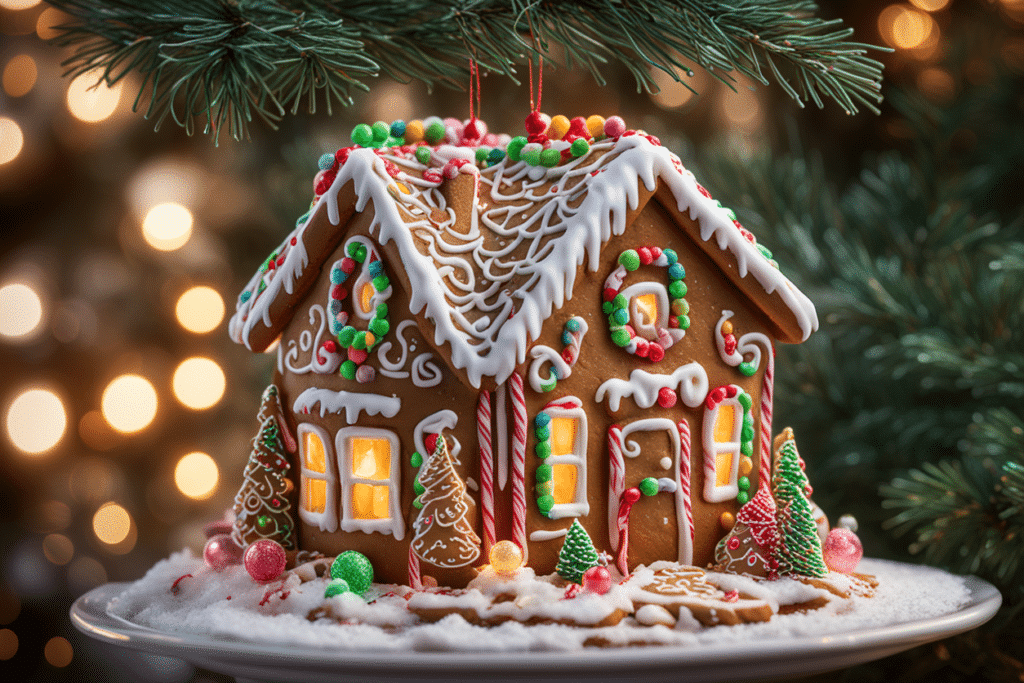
[635,293,659,326]
[304,430,326,473]
[714,404,736,443]
[360,281,375,314]
[352,483,390,519]
[303,477,326,513]
[716,453,734,487]
[551,417,577,456]
[551,463,578,505]
[351,437,391,480]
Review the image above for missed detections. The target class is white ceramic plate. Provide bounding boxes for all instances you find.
[71,568,1001,683]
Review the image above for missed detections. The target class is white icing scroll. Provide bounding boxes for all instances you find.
[527,317,588,393]
[283,304,339,374]
[292,387,401,424]
[414,410,461,466]
[595,363,709,412]
[715,310,772,373]
[528,529,568,542]
[411,353,443,387]
[376,319,417,379]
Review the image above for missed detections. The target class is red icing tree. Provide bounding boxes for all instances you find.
[714,484,780,579]
[411,434,481,568]
[231,385,297,549]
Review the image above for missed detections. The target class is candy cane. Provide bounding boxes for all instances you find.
[510,372,528,561]
[408,544,422,590]
[615,487,641,576]
[677,419,694,561]
[607,425,625,550]
[760,342,775,481]
[477,390,495,552]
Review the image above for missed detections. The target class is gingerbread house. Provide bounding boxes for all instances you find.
[228,122,818,588]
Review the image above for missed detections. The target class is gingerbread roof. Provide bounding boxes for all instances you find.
[229,133,818,388]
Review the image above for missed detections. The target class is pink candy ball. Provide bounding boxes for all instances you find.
[582,566,612,595]
[823,528,863,574]
[244,539,287,582]
[604,116,626,138]
[203,534,243,570]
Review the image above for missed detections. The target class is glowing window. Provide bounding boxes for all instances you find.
[337,427,405,539]
[537,398,589,519]
[298,424,338,532]
[635,293,659,326]
[620,282,670,341]
[359,282,375,315]
[703,390,743,503]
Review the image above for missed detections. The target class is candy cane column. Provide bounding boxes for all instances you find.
[509,372,529,562]
[477,390,496,553]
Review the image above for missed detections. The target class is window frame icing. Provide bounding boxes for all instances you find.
[336,426,405,539]
[297,422,338,533]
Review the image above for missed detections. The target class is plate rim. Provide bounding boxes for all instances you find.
[70,562,1003,673]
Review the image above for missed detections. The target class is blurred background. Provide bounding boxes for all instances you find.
[1,1,1022,681]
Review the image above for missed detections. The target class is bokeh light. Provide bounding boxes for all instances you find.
[66,69,123,123]
[0,0,41,9]
[5,388,67,455]
[142,202,193,251]
[0,629,17,661]
[3,54,37,97]
[92,502,132,545]
[36,7,67,41]
[172,357,225,409]
[910,0,949,10]
[174,451,219,500]
[0,118,24,165]
[42,533,74,565]
[879,5,939,51]
[101,374,158,433]
[0,282,43,337]
[67,556,108,595]
[175,286,225,333]
[44,636,73,668]
[651,68,696,110]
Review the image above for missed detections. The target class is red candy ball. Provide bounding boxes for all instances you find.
[203,534,243,571]
[823,528,864,574]
[582,566,612,595]
[524,111,547,136]
[657,386,677,408]
[244,539,287,583]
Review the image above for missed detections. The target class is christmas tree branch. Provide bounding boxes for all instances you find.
[47,0,886,141]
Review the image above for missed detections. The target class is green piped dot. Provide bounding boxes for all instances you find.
[414,480,425,495]
[738,476,751,491]
[677,314,691,330]
[737,392,752,409]
[369,318,389,337]
[372,275,389,291]
[340,360,356,380]
[736,490,750,505]
[375,302,389,318]
[540,148,561,167]
[410,452,423,468]
[612,294,627,310]
[338,326,356,347]
[413,498,423,509]
[535,425,551,441]
[535,441,551,459]
[425,121,445,144]
[415,146,431,164]
[570,138,590,157]
[639,477,659,496]
[739,362,756,377]
[351,124,373,146]
[602,301,614,315]
[507,137,527,162]
[371,121,390,142]
[610,328,631,347]
[741,441,754,457]
[537,495,554,514]
[536,464,552,482]
[352,332,367,350]
[522,149,542,166]
[618,249,641,272]
[742,424,755,442]
[668,280,687,298]
[475,147,489,162]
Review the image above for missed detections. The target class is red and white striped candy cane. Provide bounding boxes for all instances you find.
[616,487,641,576]
[408,544,422,590]
[677,419,694,559]
[607,425,625,550]
[477,390,495,552]
[510,372,528,561]
[759,342,775,481]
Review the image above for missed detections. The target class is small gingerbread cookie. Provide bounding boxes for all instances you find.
[627,562,774,626]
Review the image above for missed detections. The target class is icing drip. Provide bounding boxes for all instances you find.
[595,363,709,412]
[292,387,400,424]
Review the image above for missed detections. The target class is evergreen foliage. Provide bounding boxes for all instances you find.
[47,0,886,141]
[556,519,600,584]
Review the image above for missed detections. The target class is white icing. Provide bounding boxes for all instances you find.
[411,352,443,387]
[335,426,405,540]
[528,528,568,542]
[702,390,743,503]
[659,456,673,471]
[296,423,338,533]
[230,136,818,387]
[376,319,417,378]
[292,387,401,424]
[539,398,589,519]
[596,362,709,412]
[635,604,676,627]
[414,410,461,466]
[715,310,772,372]
[283,304,340,375]
[527,317,588,393]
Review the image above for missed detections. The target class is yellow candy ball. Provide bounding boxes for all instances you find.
[721,320,734,335]
[405,120,425,144]
[547,115,570,140]
[738,457,753,477]
[719,511,736,530]
[488,540,524,574]
[586,115,606,139]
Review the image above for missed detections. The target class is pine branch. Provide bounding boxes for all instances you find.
[47,0,887,141]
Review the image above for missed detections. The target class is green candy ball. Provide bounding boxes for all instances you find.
[540,148,561,167]
[506,136,528,161]
[324,578,351,598]
[570,138,590,157]
[475,147,490,162]
[639,477,659,496]
[668,280,687,298]
[736,490,750,505]
[535,441,551,459]
[351,124,373,146]
[425,121,445,144]
[371,121,390,142]
[522,149,542,166]
[330,551,374,595]
[610,328,631,347]
[537,494,554,514]
[410,451,423,468]
[415,146,431,164]
[339,360,356,380]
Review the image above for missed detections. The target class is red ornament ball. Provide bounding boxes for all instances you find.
[524,111,547,136]
[203,534,243,570]
[582,566,612,595]
[823,528,863,574]
[244,539,287,583]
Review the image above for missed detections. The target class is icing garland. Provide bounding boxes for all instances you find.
[532,397,588,519]
[703,385,755,505]
[714,310,771,377]
[603,247,689,362]
[527,317,588,393]
[326,237,392,381]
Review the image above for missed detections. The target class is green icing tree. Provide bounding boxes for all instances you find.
[556,519,600,584]
[772,438,827,578]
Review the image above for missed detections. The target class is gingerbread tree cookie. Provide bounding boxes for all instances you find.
[411,435,481,568]
[629,563,774,626]
[772,431,828,578]
[556,519,600,584]
[232,385,296,549]
[713,484,780,578]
